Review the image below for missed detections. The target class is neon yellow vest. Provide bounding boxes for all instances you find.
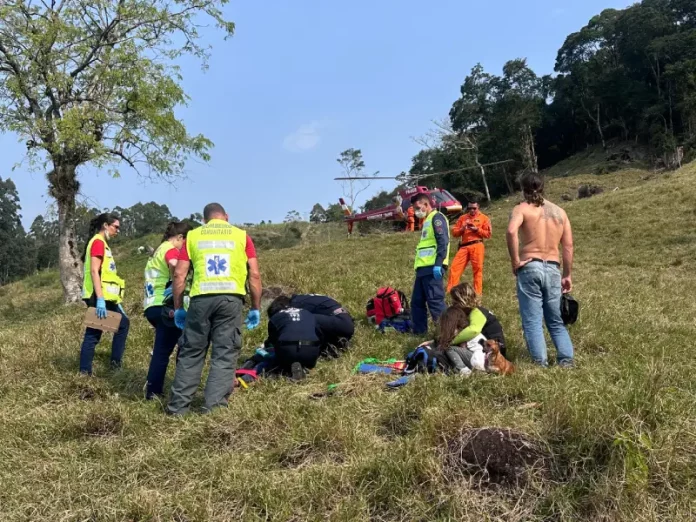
[187,219,248,297]
[414,210,450,269]
[82,234,125,303]
[143,240,175,310]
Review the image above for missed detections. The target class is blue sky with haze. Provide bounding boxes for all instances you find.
[1,0,635,227]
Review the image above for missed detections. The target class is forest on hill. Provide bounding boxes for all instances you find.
[321,0,696,215]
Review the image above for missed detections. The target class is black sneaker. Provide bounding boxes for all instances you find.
[290,362,305,381]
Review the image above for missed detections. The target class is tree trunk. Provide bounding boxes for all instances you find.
[595,105,606,151]
[48,162,83,304]
[474,153,491,202]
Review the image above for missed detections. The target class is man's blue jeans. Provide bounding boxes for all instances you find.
[516,261,574,366]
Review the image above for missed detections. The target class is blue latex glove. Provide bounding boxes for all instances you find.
[174,308,187,330]
[244,309,260,330]
[163,286,173,299]
[433,265,443,281]
[95,297,108,319]
[117,304,128,318]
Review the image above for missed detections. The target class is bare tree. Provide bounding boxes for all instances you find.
[336,148,377,212]
[412,119,492,201]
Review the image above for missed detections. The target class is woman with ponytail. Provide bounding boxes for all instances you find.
[79,213,130,375]
[143,221,192,399]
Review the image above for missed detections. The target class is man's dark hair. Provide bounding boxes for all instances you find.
[410,193,432,205]
[520,173,545,206]
[267,295,292,318]
[467,197,480,207]
[203,203,226,221]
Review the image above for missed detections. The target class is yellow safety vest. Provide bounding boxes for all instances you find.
[82,234,125,303]
[414,210,450,270]
[187,219,248,297]
[143,240,175,310]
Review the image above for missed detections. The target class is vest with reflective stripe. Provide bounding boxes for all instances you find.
[414,210,450,269]
[143,240,175,310]
[187,219,248,297]
[82,234,125,303]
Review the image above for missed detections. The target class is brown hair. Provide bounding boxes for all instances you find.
[437,306,470,350]
[520,172,545,207]
[449,282,481,315]
[162,221,192,242]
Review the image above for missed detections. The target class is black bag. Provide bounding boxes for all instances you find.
[561,294,579,325]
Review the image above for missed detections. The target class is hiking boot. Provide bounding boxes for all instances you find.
[290,362,305,381]
[558,360,575,369]
[109,360,122,371]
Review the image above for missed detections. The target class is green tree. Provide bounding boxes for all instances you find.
[324,203,346,223]
[284,210,302,223]
[0,0,234,302]
[309,203,327,223]
[0,177,34,284]
[29,215,58,270]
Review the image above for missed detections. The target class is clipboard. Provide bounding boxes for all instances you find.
[83,307,122,333]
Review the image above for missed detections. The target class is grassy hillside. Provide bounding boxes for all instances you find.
[1,163,696,521]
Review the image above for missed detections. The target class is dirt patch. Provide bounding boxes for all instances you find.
[271,440,345,469]
[444,427,551,489]
[577,184,604,199]
[201,423,239,450]
[68,381,105,401]
[81,412,124,437]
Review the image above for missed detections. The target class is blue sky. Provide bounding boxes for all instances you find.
[2,0,636,228]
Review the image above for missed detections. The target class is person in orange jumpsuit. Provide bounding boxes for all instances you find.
[406,205,415,232]
[447,200,492,295]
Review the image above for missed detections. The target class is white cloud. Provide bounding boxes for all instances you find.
[282,121,323,152]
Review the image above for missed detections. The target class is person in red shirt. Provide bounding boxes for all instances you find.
[79,213,130,375]
[447,199,492,295]
[143,221,192,399]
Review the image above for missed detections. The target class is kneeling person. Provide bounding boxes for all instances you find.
[290,293,354,354]
[267,296,321,380]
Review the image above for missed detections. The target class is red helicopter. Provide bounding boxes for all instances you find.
[335,160,512,234]
[338,186,461,234]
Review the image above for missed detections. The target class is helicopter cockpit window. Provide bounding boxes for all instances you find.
[429,190,451,205]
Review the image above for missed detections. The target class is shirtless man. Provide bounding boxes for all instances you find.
[506,173,574,368]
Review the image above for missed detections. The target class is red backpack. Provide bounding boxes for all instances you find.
[367,287,409,325]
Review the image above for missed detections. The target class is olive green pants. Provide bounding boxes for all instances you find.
[167,295,243,414]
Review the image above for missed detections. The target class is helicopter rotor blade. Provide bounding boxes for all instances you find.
[334,159,514,182]
[334,176,399,180]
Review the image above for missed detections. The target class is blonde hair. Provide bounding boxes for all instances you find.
[449,283,481,314]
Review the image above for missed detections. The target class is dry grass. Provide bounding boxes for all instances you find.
[1,163,696,520]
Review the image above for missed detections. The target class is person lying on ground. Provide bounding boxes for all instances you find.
[265,296,322,381]
[289,293,354,355]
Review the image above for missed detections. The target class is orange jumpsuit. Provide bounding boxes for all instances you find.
[447,211,492,295]
[406,206,415,232]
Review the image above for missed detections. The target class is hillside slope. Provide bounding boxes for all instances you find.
[1,164,695,521]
